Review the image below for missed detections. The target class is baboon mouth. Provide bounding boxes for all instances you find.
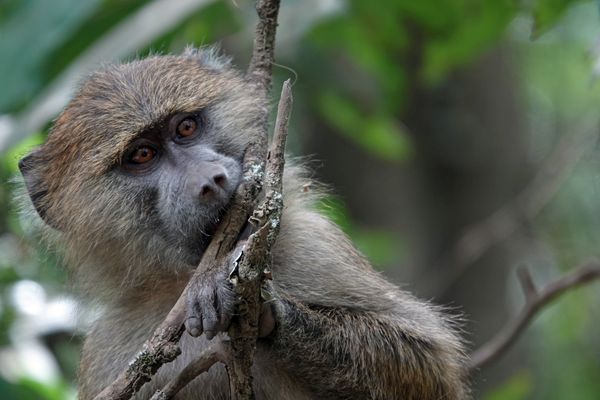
[184,207,227,264]
[184,197,234,263]
[203,204,230,238]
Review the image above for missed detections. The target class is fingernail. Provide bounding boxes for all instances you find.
[190,327,200,337]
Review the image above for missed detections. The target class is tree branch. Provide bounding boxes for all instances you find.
[226,78,291,400]
[149,344,223,400]
[93,1,284,399]
[246,0,281,94]
[468,261,600,371]
[145,78,292,400]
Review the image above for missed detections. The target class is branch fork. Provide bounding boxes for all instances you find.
[469,261,600,371]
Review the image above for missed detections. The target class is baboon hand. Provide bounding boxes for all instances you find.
[184,242,277,340]
[185,267,236,340]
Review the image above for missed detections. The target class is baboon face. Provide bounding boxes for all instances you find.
[19,50,262,267]
[106,108,243,265]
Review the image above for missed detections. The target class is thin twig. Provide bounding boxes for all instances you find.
[468,262,600,371]
[149,344,223,400]
[516,266,537,298]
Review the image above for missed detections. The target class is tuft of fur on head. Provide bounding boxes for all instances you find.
[183,45,232,70]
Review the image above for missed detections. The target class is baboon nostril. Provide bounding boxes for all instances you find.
[200,184,214,198]
[213,173,227,188]
[198,171,227,200]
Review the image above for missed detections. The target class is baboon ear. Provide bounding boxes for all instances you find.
[18,150,59,229]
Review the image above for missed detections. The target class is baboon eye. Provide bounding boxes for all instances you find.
[129,146,156,164]
[120,141,160,173]
[176,117,198,138]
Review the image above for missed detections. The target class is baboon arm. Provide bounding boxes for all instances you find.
[265,299,468,400]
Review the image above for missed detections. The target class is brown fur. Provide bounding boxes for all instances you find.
[19,48,469,399]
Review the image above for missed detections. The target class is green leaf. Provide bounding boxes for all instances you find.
[532,0,581,38]
[423,0,517,83]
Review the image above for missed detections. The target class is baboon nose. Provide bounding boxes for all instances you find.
[199,173,229,200]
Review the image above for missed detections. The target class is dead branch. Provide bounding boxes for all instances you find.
[226,79,291,400]
[146,78,292,400]
[468,261,600,371]
[149,344,223,400]
[92,294,185,400]
[93,1,284,399]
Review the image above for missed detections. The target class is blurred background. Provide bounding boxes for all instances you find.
[1,0,600,398]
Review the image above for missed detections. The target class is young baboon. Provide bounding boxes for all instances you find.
[19,48,469,399]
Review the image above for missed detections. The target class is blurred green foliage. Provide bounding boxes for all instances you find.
[0,0,103,112]
[317,91,412,162]
[0,0,599,399]
[1,378,73,400]
[136,1,240,58]
[318,196,407,267]
[485,371,533,400]
[533,0,581,36]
